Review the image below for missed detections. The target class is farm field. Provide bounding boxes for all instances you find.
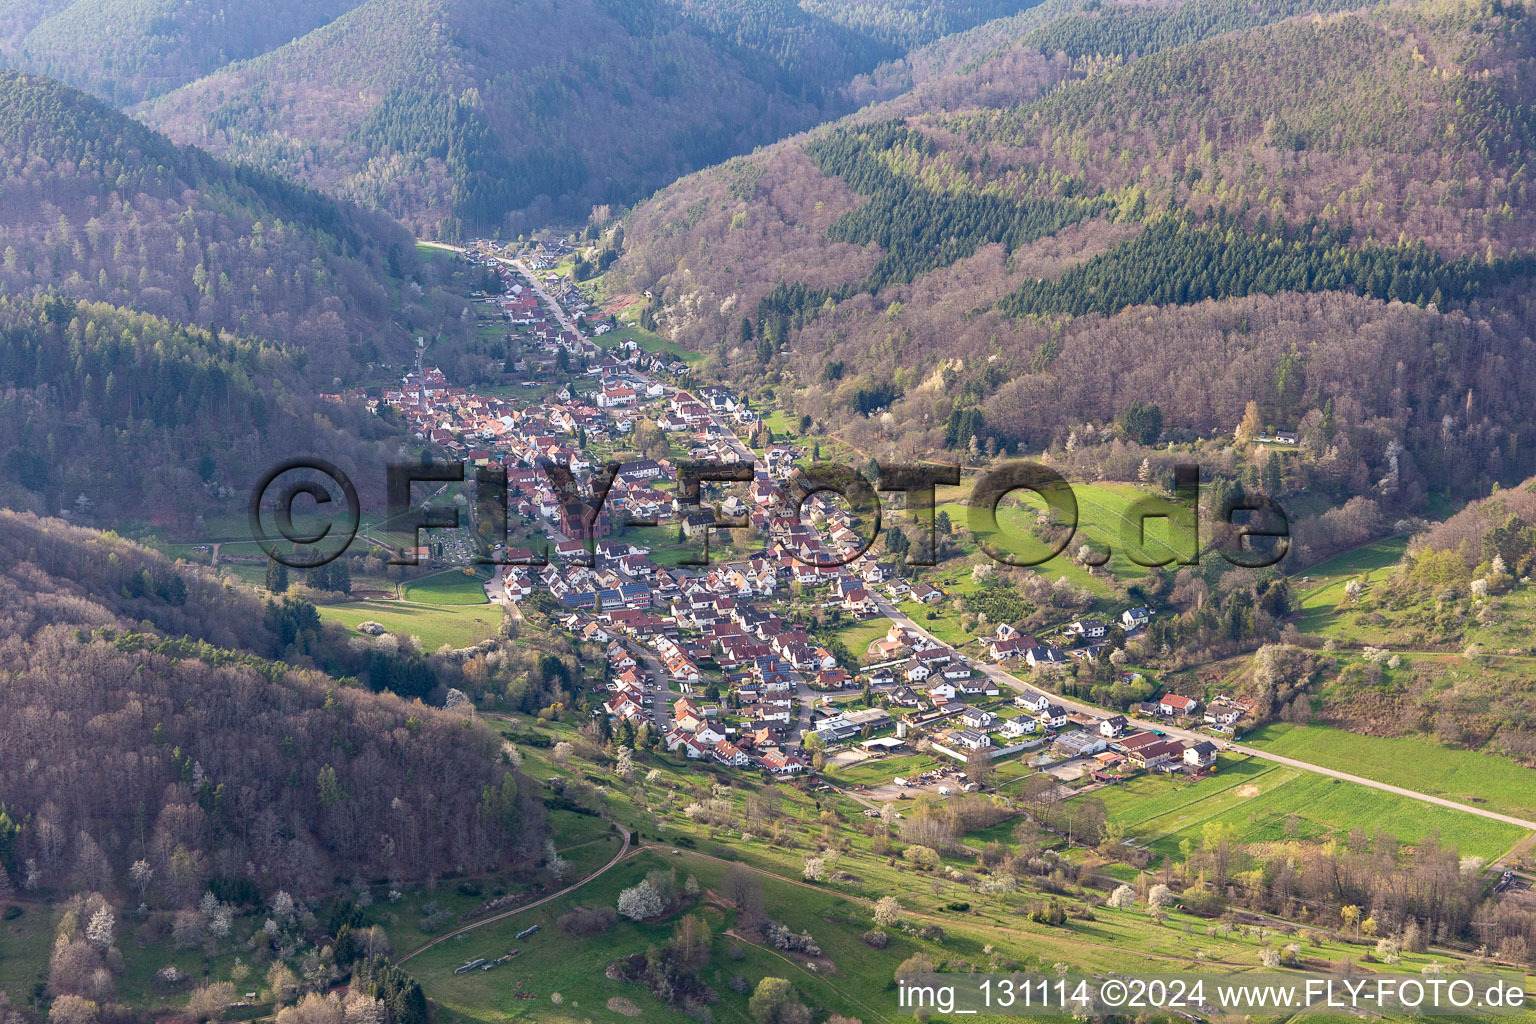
[0,902,51,1006]
[416,241,456,262]
[1085,755,1526,864]
[1242,724,1536,821]
[315,598,499,650]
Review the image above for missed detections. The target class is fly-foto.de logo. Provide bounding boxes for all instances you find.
[249,458,1289,570]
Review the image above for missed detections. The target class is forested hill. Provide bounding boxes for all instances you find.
[0,71,420,374]
[611,0,1536,506]
[0,511,546,898]
[0,294,402,528]
[136,0,1045,235]
[0,0,367,105]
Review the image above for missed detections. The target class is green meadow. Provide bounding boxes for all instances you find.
[1243,724,1536,822]
[315,598,500,651]
[1086,755,1525,864]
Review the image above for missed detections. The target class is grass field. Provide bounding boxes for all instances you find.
[831,616,893,660]
[1086,755,1526,863]
[316,598,499,651]
[401,570,492,605]
[930,479,1195,603]
[1292,536,1410,635]
[416,242,456,262]
[824,752,939,788]
[598,323,702,364]
[0,902,50,1004]
[1243,723,1536,821]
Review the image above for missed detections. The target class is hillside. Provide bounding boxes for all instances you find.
[0,70,425,373]
[0,0,366,104]
[0,510,546,899]
[611,0,1536,510]
[0,294,404,528]
[136,0,1048,235]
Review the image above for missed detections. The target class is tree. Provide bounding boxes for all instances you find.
[1117,400,1163,445]
[1108,885,1136,910]
[266,963,299,1003]
[723,865,765,923]
[749,978,811,1024]
[964,745,996,787]
[802,857,825,882]
[128,860,153,901]
[1148,883,1175,908]
[265,558,289,594]
[543,839,571,882]
[894,953,936,983]
[317,765,347,808]
[48,996,98,1024]
[615,746,636,779]
[84,906,114,949]
[271,891,297,922]
[187,982,236,1023]
[670,913,713,969]
[617,879,666,921]
[1235,400,1264,445]
[873,896,902,927]
[903,845,939,870]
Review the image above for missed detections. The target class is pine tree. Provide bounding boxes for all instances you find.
[330,559,352,595]
[265,558,289,594]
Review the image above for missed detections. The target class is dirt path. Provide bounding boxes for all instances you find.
[396,822,632,965]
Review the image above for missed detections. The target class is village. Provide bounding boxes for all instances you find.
[378,243,1259,799]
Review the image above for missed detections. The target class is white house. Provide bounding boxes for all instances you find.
[953,728,992,751]
[1027,647,1067,669]
[1184,740,1219,769]
[927,682,959,703]
[1001,717,1038,738]
[1015,691,1052,712]
[959,708,995,730]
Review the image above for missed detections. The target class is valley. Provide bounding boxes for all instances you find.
[6,1,1536,1023]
